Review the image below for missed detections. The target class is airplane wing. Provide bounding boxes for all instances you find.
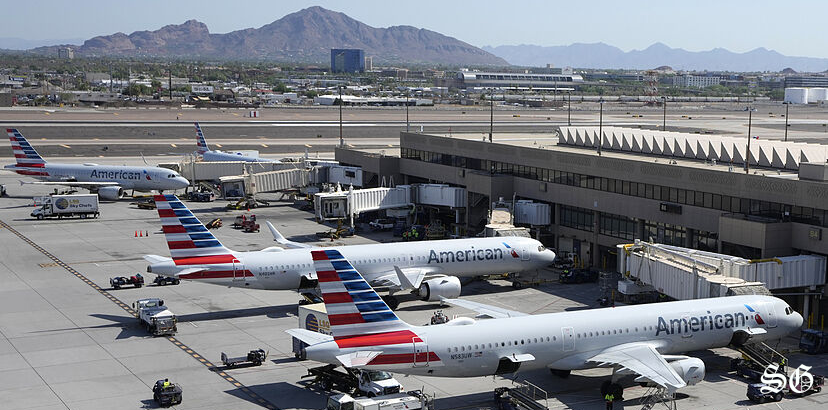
[589,343,686,393]
[21,181,120,188]
[286,328,334,346]
[439,297,529,319]
[369,267,439,290]
[266,221,314,249]
[337,351,383,368]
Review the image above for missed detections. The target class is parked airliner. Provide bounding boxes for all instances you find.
[195,122,279,163]
[144,194,555,307]
[289,249,803,393]
[4,128,189,199]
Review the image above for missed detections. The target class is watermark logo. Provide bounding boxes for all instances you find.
[760,363,814,395]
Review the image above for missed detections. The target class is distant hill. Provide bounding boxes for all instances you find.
[29,7,506,66]
[482,42,828,72]
[0,37,85,50]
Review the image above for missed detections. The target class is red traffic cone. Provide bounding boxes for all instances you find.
[139,231,143,237]
[134,231,138,237]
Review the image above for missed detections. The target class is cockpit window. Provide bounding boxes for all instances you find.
[785,307,794,315]
[538,245,545,252]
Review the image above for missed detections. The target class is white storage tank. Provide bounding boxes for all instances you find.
[808,88,828,103]
[784,87,809,104]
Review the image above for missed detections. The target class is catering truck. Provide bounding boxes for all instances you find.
[31,194,99,220]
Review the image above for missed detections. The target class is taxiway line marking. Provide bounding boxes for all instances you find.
[0,219,280,410]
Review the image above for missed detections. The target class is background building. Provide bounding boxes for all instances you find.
[330,49,365,73]
[672,74,723,88]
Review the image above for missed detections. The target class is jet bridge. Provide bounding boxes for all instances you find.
[314,185,413,225]
[617,241,826,317]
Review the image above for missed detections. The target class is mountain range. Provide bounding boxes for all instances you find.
[29,7,506,66]
[482,43,828,72]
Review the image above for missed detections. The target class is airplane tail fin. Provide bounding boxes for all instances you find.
[313,249,413,343]
[153,194,235,265]
[7,128,46,166]
[194,122,209,154]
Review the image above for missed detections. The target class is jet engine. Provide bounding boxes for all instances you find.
[97,186,124,200]
[669,358,705,386]
[417,276,461,301]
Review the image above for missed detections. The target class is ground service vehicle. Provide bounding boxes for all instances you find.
[242,215,260,233]
[326,391,431,410]
[187,191,215,202]
[205,218,222,229]
[152,379,182,407]
[221,349,267,368]
[746,383,784,403]
[558,268,599,284]
[31,194,99,219]
[293,303,330,359]
[132,198,156,209]
[368,219,394,231]
[153,275,180,286]
[800,329,828,354]
[110,274,144,289]
[746,375,824,404]
[134,298,177,336]
[306,364,402,397]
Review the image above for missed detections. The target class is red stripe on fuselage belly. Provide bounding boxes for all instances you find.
[334,330,418,348]
[15,170,48,176]
[179,270,253,279]
[368,352,441,365]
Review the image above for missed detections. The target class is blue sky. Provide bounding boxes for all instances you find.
[3,1,827,58]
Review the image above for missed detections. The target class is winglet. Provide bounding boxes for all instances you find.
[393,266,425,290]
[266,221,312,249]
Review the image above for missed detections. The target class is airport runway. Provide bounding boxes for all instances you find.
[3,103,828,158]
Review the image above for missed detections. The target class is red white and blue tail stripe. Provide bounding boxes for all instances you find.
[194,122,209,154]
[154,195,243,273]
[7,128,48,176]
[314,250,414,346]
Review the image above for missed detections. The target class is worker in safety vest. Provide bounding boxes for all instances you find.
[162,379,171,389]
[604,393,615,410]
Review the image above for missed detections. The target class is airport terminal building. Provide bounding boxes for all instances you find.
[338,127,828,313]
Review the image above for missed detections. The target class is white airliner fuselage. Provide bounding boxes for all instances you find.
[306,295,803,378]
[151,236,554,291]
[5,162,190,191]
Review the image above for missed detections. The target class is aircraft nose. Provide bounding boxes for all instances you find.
[177,177,190,188]
[793,311,804,329]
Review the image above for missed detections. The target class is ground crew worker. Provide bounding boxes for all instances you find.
[163,379,171,389]
[604,393,615,410]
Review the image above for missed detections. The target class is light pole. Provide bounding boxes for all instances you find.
[662,96,667,131]
[746,107,753,174]
[406,92,410,132]
[784,102,790,142]
[598,99,604,156]
[567,91,571,126]
[489,91,494,142]
[338,85,343,147]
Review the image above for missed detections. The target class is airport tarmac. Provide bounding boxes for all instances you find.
[0,108,828,410]
[1,164,827,410]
